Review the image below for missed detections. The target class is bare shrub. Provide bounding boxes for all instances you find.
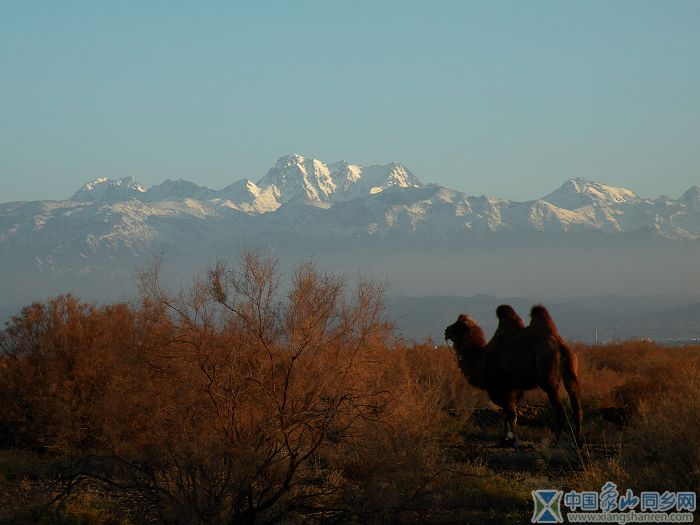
[575,341,700,411]
[621,368,700,492]
[0,253,496,523]
[92,253,393,523]
[329,341,484,520]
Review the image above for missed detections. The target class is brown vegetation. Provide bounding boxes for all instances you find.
[0,254,697,524]
[0,254,486,524]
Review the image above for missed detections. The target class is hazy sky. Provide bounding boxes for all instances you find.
[2,1,699,203]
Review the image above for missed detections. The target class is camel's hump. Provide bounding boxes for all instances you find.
[496,304,525,328]
[529,304,559,334]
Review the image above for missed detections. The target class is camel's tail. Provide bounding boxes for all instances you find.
[531,304,583,444]
[559,340,583,444]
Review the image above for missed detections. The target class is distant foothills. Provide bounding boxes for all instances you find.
[2,154,700,342]
[388,294,700,345]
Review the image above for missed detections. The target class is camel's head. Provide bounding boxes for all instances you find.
[444,314,480,348]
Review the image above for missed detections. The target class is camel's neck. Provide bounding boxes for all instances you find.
[454,339,488,390]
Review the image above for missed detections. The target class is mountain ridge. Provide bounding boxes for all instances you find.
[45,153,700,244]
[2,153,700,318]
[68,154,423,208]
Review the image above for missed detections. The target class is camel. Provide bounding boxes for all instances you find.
[444,304,582,446]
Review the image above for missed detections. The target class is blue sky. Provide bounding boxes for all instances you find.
[2,1,699,202]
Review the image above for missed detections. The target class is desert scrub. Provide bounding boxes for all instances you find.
[1,252,700,523]
[620,368,700,493]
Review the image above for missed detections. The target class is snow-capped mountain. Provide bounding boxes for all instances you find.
[64,154,422,212]
[5,154,700,253]
[247,154,422,205]
[3,153,700,311]
[542,178,639,209]
[70,176,146,202]
[5,155,700,251]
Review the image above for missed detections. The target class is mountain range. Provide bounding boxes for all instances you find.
[2,154,700,340]
[34,153,700,242]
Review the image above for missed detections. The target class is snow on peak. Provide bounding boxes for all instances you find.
[256,154,335,203]
[370,162,422,190]
[256,154,423,204]
[220,178,260,197]
[274,153,307,168]
[543,178,638,209]
[216,179,276,212]
[64,155,424,214]
[143,179,216,202]
[70,177,146,202]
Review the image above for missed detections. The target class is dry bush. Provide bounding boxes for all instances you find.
[621,368,700,493]
[0,296,140,454]
[0,252,488,524]
[568,341,700,494]
[328,342,484,521]
[574,341,700,412]
[101,253,399,523]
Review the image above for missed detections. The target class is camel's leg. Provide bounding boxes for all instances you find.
[498,407,518,446]
[497,391,519,446]
[560,342,583,445]
[493,391,518,446]
[563,374,583,446]
[544,386,566,443]
[503,401,518,445]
